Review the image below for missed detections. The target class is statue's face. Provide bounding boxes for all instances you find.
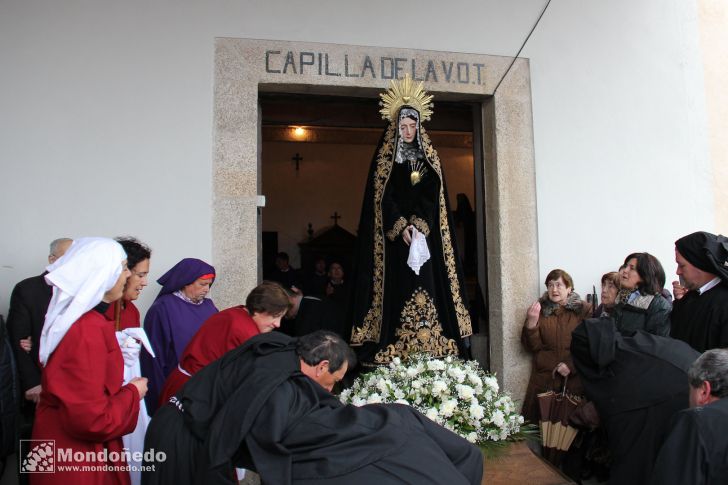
[399,117,417,143]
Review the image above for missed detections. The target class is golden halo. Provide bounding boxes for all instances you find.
[379,74,434,122]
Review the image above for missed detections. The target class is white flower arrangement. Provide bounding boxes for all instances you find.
[340,354,525,446]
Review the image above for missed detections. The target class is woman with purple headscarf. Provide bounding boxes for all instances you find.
[140,258,218,415]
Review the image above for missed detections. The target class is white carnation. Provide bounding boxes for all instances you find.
[425,408,439,422]
[440,399,458,417]
[367,393,383,404]
[469,402,485,420]
[447,366,466,383]
[431,380,448,395]
[376,378,389,394]
[427,359,446,371]
[456,384,475,401]
[492,410,505,427]
[484,376,499,392]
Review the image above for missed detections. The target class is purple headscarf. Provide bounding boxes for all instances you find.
[156,258,216,298]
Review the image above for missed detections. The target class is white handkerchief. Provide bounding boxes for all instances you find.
[407,227,430,275]
[119,327,156,358]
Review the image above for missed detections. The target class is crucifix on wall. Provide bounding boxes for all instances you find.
[330,211,341,226]
[292,152,303,171]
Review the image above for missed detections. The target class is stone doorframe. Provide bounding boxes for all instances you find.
[212,38,538,398]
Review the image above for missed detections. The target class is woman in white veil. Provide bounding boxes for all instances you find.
[28,237,147,485]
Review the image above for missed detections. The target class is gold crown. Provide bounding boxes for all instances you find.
[379,74,434,122]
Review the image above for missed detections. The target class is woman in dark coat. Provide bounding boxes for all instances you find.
[521,269,591,424]
[612,252,671,336]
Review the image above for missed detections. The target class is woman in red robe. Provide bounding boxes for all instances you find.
[29,237,148,485]
[159,281,290,404]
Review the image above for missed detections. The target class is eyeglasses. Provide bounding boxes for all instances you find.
[546,282,566,290]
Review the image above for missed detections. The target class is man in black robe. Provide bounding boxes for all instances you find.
[142,331,483,485]
[670,231,728,352]
[571,318,699,485]
[649,348,728,484]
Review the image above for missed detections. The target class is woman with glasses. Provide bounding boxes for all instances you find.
[521,269,591,425]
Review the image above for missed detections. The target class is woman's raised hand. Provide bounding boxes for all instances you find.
[525,301,541,328]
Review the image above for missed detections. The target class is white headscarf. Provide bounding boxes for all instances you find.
[39,237,127,366]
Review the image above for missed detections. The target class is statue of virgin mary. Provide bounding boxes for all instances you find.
[349,75,473,366]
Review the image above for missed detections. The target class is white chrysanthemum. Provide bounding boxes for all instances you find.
[466,432,478,443]
[412,379,422,389]
[394,399,410,405]
[392,357,401,366]
[351,396,367,407]
[393,388,406,400]
[406,367,420,378]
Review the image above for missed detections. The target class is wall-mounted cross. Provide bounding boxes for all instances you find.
[330,211,341,225]
[292,152,303,171]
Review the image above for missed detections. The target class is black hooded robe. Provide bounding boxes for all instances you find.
[142,332,483,485]
[670,283,728,352]
[570,318,699,485]
[648,397,728,485]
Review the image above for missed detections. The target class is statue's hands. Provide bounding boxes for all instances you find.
[402,225,415,246]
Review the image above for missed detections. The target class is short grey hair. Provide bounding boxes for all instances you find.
[688,348,728,398]
[49,238,72,257]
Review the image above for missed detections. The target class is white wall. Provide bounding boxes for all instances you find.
[521,0,712,297]
[0,0,713,316]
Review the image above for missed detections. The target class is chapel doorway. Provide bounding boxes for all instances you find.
[259,91,490,367]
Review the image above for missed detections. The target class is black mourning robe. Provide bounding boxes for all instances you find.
[570,318,700,485]
[142,332,483,485]
[670,283,728,352]
[349,110,472,366]
[279,296,349,340]
[649,398,728,485]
